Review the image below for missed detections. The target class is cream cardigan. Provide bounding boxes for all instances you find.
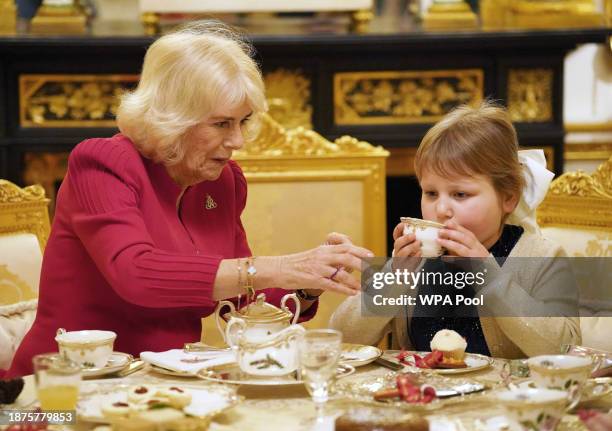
[329,231,581,359]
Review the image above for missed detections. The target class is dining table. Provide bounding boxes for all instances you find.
[6,353,612,431]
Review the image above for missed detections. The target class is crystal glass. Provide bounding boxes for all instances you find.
[33,353,81,410]
[298,329,342,409]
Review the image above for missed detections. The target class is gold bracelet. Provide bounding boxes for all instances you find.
[244,257,257,301]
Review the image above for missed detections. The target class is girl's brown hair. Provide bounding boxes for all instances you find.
[415,101,525,201]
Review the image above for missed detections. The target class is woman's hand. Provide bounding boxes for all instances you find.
[278,243,374,296]
[437,220,490,258]
[392,222,421,258]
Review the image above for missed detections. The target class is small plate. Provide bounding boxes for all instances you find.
[383,351,493,375]
[82,352,132,378]
[78,383,239,423]
[340,343,383,367]
[515,377,612,402]
[196,363,355,386]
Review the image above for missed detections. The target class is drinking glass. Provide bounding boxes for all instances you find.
[33,353,81,410]
[298,329,342,410]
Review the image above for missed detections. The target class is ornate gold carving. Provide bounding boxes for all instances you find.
[0,180,51,251]
[333,69,483,125]
[19,74,139,127]
[0,181,46,203]
[537,157,612,230]
[548,157,612,199]
[264,69,312,129]
[507,69,553,122]
[238,113,388,157]
[23,152,69,217]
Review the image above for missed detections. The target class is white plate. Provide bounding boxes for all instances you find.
[81,352,132,378]
[77,383,239,423]
[196,363,355,386]
[340,343,383,367]
[383,351,493,375]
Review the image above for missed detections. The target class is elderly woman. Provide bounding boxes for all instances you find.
[7,21,372,376]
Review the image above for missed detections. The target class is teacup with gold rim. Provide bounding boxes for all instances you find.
[495,388,567,431]
[55,328,116,369]
[527,355,593,391]
[401,217,445,257]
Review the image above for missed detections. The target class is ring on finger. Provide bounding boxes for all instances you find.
[329,267,342,281]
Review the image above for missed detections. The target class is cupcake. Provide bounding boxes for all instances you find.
[430,329,467,362]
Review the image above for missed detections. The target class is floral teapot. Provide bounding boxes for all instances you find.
[214,292,304,376]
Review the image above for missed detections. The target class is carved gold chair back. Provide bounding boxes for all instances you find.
[537,157,612,351]
[201,113,389,346]
[0,180,50,369]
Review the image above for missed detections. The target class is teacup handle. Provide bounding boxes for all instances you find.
[214,300,236,345]
[225,317,246,348]
[281,293,300,325]
[565,384,582,412]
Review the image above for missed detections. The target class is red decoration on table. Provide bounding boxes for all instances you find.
[373,374,437,404]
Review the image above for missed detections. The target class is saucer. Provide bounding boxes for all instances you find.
[515,377,612,402]
[82,352,132,378]
[340,343,382,367]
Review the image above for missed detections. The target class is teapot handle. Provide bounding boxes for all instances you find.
[225,317,246,348]
[214,300,236,345]
[281,293,300,325]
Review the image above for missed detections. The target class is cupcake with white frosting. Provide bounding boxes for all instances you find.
[430,329,467,362]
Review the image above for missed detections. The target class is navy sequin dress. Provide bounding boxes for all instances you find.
[409,224,524,355]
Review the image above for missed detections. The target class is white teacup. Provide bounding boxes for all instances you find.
[527,355,594,391]
[495,388,568,431]
[401,217,445,257]
[55,328,116,369]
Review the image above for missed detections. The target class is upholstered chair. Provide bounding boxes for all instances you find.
[201,113,389,346]
[537,157,612,351]
[0,180,51,371]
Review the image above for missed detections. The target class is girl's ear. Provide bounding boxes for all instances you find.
[502,192,520,214]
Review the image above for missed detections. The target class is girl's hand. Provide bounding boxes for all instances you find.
[437,220,490,258]
[392,222,421,258]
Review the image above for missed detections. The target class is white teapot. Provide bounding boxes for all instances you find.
[214,292,303,376]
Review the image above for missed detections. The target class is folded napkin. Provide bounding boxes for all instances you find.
[140,349,236,374]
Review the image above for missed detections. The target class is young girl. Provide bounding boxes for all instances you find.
[330,102,581,359]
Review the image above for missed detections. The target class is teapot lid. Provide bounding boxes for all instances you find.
[232,293,293,323]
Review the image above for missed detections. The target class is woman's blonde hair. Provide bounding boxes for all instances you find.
[116,20,267,165]
[415,101,525,201]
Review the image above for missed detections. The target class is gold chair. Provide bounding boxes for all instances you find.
[537,156,612,351]
[0,180,51,369]
[201,113,389,346]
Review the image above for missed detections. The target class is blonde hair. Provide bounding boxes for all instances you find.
[415,101,525,201]
[116,20,267,165]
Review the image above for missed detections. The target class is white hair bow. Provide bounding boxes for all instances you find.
[507,149,555,233]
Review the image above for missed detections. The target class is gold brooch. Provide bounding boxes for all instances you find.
[205,194,217,210]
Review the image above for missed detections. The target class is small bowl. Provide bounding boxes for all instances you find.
[401,217,445,257]
[55,328,116,369]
